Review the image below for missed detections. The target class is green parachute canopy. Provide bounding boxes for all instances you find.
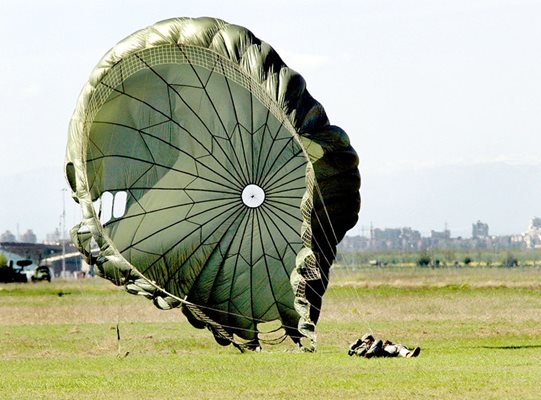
[65,17,360,351]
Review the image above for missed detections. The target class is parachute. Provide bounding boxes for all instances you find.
[65,17,360,351]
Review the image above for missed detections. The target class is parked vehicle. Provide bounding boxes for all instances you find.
[32,265,52,282]
[0,259,32,283]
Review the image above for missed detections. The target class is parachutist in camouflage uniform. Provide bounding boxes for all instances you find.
[348,334,420,358]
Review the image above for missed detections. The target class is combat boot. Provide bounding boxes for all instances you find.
[348,338,363,356]
[406,347,421,358]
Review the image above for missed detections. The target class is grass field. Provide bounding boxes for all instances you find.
[1,266,540,399]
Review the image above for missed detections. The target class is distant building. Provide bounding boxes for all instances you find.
[19,229,37,244]
[369,227,422,251]
[529,217,541,230]
[430,229,450,240]
[0,230,16,242]
[339,235,370,251]
[373,228,401,249]
[400,227,422,249]
[524,217,541,249]
[472,220,489,239]
[44,228,61,245]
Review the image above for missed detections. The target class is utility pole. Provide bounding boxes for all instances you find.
[61,188,67,278]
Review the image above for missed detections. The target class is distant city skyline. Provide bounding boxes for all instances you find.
[340,217,541,252]
[351,217,538,240]
[2,215,539,245]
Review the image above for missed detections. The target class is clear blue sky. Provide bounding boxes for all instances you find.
[1,0,540,240]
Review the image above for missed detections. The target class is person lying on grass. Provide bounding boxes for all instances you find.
[348,334,420,358]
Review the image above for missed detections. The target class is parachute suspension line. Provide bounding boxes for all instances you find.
[138,201,245,279]
[89,120,246,191]
[97,81,248,191]
[312,179,339,244]
[78,145,314,347]
[107,190,306,350]
[219,52,254,185]
[253,206,294,341]
[130,202,243,254]
[72,208,267,351]
[182,302,246,352]
[100,48,255,190]
[310,177,370,337]
[168,48,251,186]
[122,267,305,350]
[110,256,133,358]
[87,214,289,350]
[83,240,297,350]
[134,48,251,186]
[111,177,301,347]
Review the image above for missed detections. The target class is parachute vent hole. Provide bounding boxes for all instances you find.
[113,191,128,218]
[99,192,114,224]
[96,191,128,224]
[241,184,265,208]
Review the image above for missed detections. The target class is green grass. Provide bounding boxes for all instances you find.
[1,268,540,399]
[337,247,541,268]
